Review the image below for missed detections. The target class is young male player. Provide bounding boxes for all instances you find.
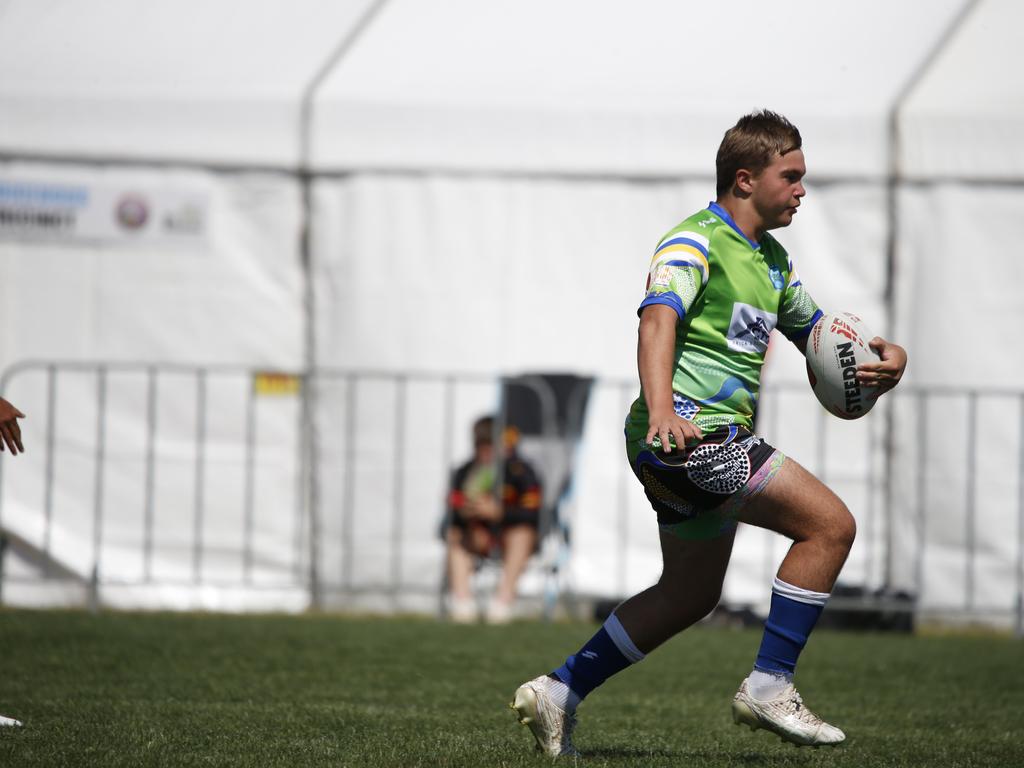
[510,110,907,756]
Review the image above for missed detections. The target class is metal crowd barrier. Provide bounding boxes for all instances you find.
[0,361,1021,633]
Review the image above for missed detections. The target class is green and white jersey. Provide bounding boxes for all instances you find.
[626,202,823,439]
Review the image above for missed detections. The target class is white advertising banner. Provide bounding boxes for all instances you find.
[0,175,208,247]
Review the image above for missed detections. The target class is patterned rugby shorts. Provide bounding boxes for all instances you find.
[625,425,786,540]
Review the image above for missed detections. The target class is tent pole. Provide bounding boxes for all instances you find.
[297,0,392,611]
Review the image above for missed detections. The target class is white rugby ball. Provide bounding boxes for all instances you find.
[805,312,880,420]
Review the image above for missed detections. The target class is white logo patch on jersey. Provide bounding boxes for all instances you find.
[726,303,777,354]
[653,264,673,287]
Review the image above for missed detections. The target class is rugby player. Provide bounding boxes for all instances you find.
[511,110,907,756]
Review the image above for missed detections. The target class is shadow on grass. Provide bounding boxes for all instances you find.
[583,745,812,764]
[582,746,680,759]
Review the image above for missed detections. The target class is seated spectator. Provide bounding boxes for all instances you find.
[444,416,541,624]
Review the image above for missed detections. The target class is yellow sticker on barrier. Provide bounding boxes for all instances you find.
[253,372,301,396]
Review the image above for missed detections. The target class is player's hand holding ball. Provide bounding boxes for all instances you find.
[857,336,907,396]
[805,312,907,419]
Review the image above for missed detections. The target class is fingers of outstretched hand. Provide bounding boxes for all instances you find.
[647,417,703,453]
[0,422,21,455]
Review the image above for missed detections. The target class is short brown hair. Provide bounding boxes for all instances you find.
[715,110,802,196]
[473,416,495,446]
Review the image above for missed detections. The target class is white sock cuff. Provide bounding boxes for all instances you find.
[772,577,830,607]
[605,612,646,664]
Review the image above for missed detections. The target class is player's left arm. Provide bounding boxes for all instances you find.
[776,255,823,355]
[857,338,907,396]
[789,313,907,395]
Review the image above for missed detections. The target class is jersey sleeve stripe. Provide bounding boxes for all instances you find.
[655,234,709,259]
[653,244,709,281]
[637,292,686,321]
[663,257,708,284]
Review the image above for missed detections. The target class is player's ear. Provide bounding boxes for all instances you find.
[734,168,754,195]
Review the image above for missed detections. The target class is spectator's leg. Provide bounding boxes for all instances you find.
[490,524,537,621]
[446,527,478,622]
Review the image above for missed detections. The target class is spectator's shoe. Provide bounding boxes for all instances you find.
[510,676,579,757]
[485,598,513,625]
[449,596,478,624]
[0,714,22,727]
[732,678,845,747]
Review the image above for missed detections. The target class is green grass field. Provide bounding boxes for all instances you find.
[0,610,1022,767]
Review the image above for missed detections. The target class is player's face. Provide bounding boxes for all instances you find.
[750,149,806,230]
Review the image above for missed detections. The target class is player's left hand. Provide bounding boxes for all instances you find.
[857,337,907,396]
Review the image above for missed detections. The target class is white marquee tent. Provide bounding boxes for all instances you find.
[0,0,1019,625]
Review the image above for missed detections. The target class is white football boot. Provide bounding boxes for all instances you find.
[0,714,23,727]
[732,678,845,747]
[510,675,579,757]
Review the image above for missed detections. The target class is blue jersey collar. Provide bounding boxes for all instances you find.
[708,201,759,249]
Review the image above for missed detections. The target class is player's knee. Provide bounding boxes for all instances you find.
[827,503,857,554]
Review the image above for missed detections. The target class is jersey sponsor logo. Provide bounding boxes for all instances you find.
[768,264,784,291]
[726,303,777,354]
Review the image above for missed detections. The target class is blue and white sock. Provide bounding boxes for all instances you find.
[550,612,645,712]
[749,577,830,701]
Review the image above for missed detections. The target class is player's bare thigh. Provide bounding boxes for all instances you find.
[735,457,856,589]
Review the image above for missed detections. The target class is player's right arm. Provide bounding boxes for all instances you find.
[638,305,703,453]
[635,229,709,453]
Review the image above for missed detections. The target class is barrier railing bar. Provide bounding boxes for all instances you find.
[438,377,456,615]
[914,393,928,600]
[8,361,1024,398]
[391,376,407,597]
[192,371,207,585]
[91,367,108,608]
[242,375,257,585]
[42,365,57,568]
[293,375,306,583]
[965,392,977,611]
[143,367,157,583]
[341,374,357,590]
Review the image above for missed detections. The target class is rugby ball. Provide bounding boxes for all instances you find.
[805,312,880,420]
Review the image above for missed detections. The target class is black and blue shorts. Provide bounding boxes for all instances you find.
[626,425,785,540]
